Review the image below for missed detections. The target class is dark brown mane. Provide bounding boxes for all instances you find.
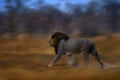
[51,32,69,40]
[50,32,69,55]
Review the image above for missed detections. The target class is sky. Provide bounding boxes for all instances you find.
[44,0,92,11]
[0,0,5,11]
[45,0,91,4]
[0,0,92,11]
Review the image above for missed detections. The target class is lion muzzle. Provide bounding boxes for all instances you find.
[49,39,56,47]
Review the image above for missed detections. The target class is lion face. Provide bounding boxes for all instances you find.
[49,38,58,47]
[49,32,69,47]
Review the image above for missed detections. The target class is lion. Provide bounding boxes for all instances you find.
[48,32,104,69]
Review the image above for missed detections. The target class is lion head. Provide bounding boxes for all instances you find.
[49,32,69,54]
[49,32,69,47]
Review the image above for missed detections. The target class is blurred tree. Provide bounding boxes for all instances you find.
[5,0,29,37]
[0,0,119,37]
[65,3,84,33]
[79,1,101,37]
[5,0,16,36]
[103,0,120,38]
[82,1,100,37]
[0,12,5,27]
[0,12,7,35]
[25,2,64,34]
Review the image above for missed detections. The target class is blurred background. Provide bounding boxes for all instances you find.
[0,0,120,37]
[0,0,120,80]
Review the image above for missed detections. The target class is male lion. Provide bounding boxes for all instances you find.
[48,32,104,69]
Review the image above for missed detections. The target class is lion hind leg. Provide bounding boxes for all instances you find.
[82,51,89,68]
[91,50,104,69]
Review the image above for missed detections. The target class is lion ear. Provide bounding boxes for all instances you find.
[64,35,69,40]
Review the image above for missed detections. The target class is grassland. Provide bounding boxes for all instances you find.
[0,34,120,80]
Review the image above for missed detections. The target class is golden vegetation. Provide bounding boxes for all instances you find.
[0,34,120,80]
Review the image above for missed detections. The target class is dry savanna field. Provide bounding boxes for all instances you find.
[0,34,120,80]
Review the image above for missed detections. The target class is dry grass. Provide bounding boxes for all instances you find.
[0,34,120,80]
[0,36,54,54]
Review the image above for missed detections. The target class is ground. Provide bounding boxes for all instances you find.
[0,34,120,80]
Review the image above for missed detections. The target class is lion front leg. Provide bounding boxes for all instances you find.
[48,63,54,67]
[67,53,79,67]
[48,53,63,67]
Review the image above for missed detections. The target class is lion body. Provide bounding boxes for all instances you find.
[63,39,94,53]
[48,32,104,69]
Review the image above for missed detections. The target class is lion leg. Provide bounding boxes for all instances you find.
[91,50,104,69]
[67,54,78,67]
[82,51,89,68]
[67,55,75,66]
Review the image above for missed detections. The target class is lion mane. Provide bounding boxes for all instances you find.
[49,32,69,54]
